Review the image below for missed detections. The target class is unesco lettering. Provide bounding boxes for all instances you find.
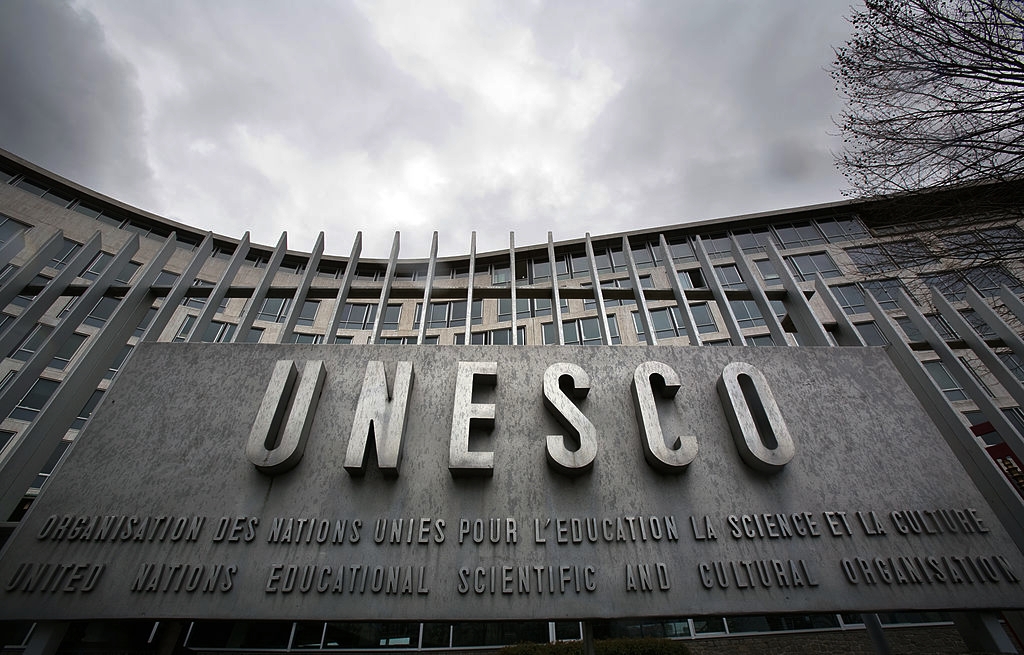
[246,359,795,478]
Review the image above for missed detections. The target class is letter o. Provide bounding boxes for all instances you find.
[717,362,794,472]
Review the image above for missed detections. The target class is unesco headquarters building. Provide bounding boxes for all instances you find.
[0,147,1023,654]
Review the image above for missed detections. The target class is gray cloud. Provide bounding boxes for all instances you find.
[0,0,155,206]
[1,0,854,258]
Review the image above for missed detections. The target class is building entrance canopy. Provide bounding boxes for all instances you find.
[0,344,1021,621]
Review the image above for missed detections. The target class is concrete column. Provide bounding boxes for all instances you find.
[22,622,69,655]
[952,611,1017,653]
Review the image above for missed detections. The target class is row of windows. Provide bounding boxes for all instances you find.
[159,611,952,651]
[844,227,1024,273]
[1,166,202,250]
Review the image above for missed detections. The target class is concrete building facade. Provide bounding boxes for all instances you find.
[0,147,1023,652]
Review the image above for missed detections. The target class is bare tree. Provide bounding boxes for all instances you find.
[833,0,1024,273]
[834,0,1024,192]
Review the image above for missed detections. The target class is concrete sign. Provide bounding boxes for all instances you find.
[1,344,1021,621]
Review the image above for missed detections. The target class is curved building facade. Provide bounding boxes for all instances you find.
[0,147,1023,653]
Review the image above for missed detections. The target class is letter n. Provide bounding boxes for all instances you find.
[246,360,326,474]
[344,361,414,477]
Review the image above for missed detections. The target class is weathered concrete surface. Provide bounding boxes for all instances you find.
[0,344,1021,621]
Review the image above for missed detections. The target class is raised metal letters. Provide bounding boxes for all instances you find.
[344,361,414,477]
[449,361,497,477]
[246,360,326,474]
[631,361,697,472]
[717,361,794,472]
[543,362,597,475]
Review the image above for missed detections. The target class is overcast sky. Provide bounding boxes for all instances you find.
[0,0,855,258]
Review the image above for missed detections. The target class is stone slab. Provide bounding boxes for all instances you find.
[0,344,1021,621]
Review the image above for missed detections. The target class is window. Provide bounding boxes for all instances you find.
[316,263,343,278]
[927,315,958,341]
[49,333,87,370]
[700,234,732,259]
[458,327,526,345]
[714,264,745,290]
[545,317,620,346]
[80,252,113,281]
[583,276,652,309]
[84,296,120,328]
[116,261,141,284]
[960,309,997,339]
[11,378,59,421]
[895,317,922,341]
[9,274,49,308]
[211,244,235,260]
[568,316,620,345]
[861,279,906,310]
[133,306,158,338]
[755,259,781,286]
[678,269,705,289]
[964,266,1024,297]
[293,333,325,344]
[105,345,133,380]
[155,270,179,287]
[855,322,888,346]
[255,297,292,323]
[831,284,866,315]
[415,300,482,329]
[338,303,375,330]
[529,258,552,282]
[922,266,1023,302]
[774,222,825,249]
[379,335,439,345]
[521,297,553,317]
[0,429,14,452]
[960,356,993,397]
[858,240,934,272]
[668,238,696,262]
[183,279,214,310]
[491,265,511,285]
[730,300,765,328]
[14,177,48,196]
[691,303,718,334]
[0,263,16,285]
[355,266,382,281]
[897,315,956,342]
[280,257,307,276]
[31,439,70,490]
[999,352,1024,382]
[394,266,422,281]
[747,334,776,346]
[732,228,774,253]
[500,297,554,319]
[785,252,841,281]
[923,361,968,401]
[244,327,264,343]
[818,216,869,242]
[201,321,237,343]
[941,227,1024,258]
[72,389,104,430]
[630,242,658,269]
[11,324,52,361]
[71,201,104,220]
[173,315,197,342]
[49,238,82,270]
[337,303,401,331]
[632,307,687,342]
[296,300,319,327]
[0,216,28,246]
[964,411,1003,446]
